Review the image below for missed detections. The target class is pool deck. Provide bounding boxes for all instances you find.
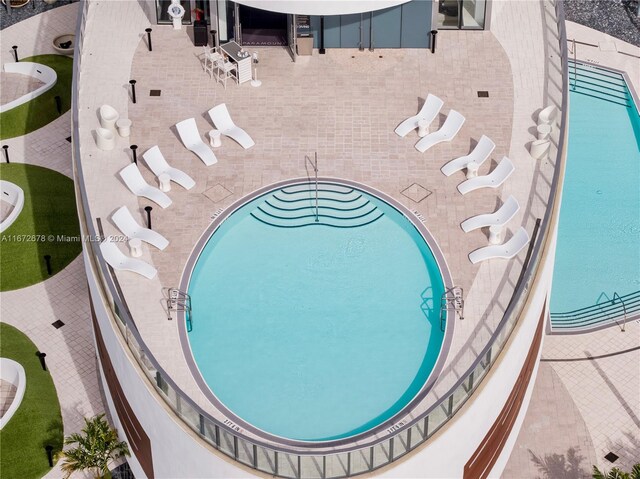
[75,0,563,452]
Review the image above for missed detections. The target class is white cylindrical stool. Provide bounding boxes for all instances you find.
[489,225,503,245]
[129,238,142,258]
[209,129,222,148]
[536,123,552,140]
[417,119,429,137]
[466,160,479,179]
[158,173,171,192]
[95,128,115,151]
[530,139,550,160]
[116,118,132,137]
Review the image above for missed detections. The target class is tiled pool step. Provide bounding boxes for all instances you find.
[569,60,633,108]
[251,184,384,228]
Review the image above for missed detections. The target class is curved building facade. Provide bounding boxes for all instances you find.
[73,0,570,477]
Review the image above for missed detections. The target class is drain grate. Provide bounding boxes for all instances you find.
[52,320,65,329]
[150,89,161,97]
[477,91,489,98]
[401,183,432,203]
[604,452,619,463]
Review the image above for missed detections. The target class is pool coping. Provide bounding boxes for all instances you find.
[176,176,456,451]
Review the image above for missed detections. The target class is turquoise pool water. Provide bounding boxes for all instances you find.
[186,183,447,441]
[551,65,640,316]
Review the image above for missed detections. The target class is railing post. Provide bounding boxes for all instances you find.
[369,447,374,470]
[233,435,238,459]
[389,437,394,461]
[322,455,326,479]
[215,425,220,447]
[297,455,301,479]
[407,427,412,449]
[447,394,454,416]
[423,415,429,439]
[253,444,258,468]
[199,414,205,435]
[347,452,351,476]
[275,451,279,475]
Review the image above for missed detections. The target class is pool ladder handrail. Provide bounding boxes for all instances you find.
[168,288,193,331]
[440,286,464,331]
[612,291,628,332]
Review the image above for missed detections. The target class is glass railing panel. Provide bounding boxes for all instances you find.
[325,453,349,479]
[409,423,426,450]
[426,401,449,438]
[202,417,218,447]
[348,448,371,475]
[299,455,323,479]
[451,380,469,414]
[276,452,300,479]
[235,438,255,467]
[219,429,236,458]
[179,398,201,433]
[256,446,277,475]
[393,430,409,460]
[162,377,179,411]
[372,442,391,469]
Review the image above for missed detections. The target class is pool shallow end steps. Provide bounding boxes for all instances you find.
[177,178,455,447]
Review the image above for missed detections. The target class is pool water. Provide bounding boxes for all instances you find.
[551,65,640,315]
[186,183,447,441]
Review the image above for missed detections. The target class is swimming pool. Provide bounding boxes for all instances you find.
[181,180,451,442]
[551,62,640,330]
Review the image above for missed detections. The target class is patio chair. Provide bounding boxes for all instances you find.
[112,205,169,250]
[395,94,444,138]
[201,46,222,78]
[142,146,195,190]
[415,110,465,153]
[207,103,255,149]
[99,104,119,130]
[468,227,530,264]
[441,135,495,177]
[119,163,172,208]
[175,118,218,166]
[99,236,157,279]
[457,156,515,195]
[215,58,237,90]
[460,195,520,233]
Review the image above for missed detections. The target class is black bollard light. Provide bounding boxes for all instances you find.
[54,95,62,115]
[210,29,217,49]
[12,45,18,62]
[2,145,8,164]
[145,28,153,52]
[36,352,47,371]
[144,206,153,229]
[32,0,35,9]
[44,254,52,275]
[430,30,438,54]
[319,17,326,54]
[130,144,138,164]
[129,79,137,104]
[45,445,54,467]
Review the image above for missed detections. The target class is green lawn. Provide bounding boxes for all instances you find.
[0,54,73,140]
[0,323,63,479]
[0,164,82,291]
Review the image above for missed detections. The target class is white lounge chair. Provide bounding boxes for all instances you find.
[395,94,444,138]
[441,135,496,177]
[457,157,515,195]
[175,118,218,166]
[112,206,169,250]
[142,146,195,190]
[537,105,557,126]
[100,236,157,279]
[415,110,465,153]
[460,195,520,233]
[207,104,255,149]
[119,164,172,209]
[468,227,530,264]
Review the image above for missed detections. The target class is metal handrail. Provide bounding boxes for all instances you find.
[71,0,571,475]
[612,292,628,332]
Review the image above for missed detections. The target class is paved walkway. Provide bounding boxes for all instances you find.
[0,3,106,478]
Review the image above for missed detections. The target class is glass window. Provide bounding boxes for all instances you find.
[435,0,486,29]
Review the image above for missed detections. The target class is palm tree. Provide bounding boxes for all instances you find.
[61,414,130,479]
[592,463,640,479]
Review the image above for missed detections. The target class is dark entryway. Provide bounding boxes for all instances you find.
[239,4,288,46]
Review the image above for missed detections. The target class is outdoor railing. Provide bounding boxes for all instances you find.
[70,1,570,477]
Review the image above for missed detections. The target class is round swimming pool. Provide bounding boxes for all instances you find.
[181,180,451,443]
